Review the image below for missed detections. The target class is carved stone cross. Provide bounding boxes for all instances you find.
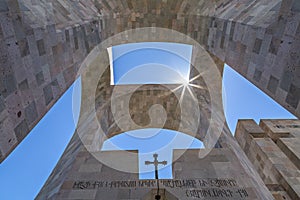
[145,153,167,200]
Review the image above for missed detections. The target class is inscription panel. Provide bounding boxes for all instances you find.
[72,178,250,199]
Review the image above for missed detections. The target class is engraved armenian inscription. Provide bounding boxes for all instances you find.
[72,178,249,199]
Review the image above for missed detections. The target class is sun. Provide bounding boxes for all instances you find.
[172,73,205,103]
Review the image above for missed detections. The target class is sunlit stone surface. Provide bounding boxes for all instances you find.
[235,119,300,200]
[0,0,299,199]
[1,0,299,162]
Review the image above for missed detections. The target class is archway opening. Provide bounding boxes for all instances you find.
[108,42,192,85]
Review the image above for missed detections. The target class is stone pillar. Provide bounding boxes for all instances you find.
[235,119,300,199]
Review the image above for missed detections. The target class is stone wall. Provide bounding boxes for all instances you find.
[38,147,275,199]
[0,0,102,162]
[94,69,211,140]
[37,150,140,199]
[235,119,300,199]
[0,0,299,169]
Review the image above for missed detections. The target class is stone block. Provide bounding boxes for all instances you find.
[253,38,262,54]
[0,96,5,114]
[63,66,75,85]
[95,189,117,199]
[253,68,262,82]
[65,29,70,43]
[0,24,2,39]
[37,39,46,56]
[0,12,15,38]
[18,79,29,91]
[277,138,300,169]
[280,70,293,92]
[18,38,30,57]
[286,84,300,109]
[46,24,57,46]
[0,1,8,12]
[12,16,26,41]
[78,164,102,173]
[259,120,291,140]
[269,37,281,55]
[292,1,300,12]
[267,75,279,94]
[14,119,29,141]
[68,190,97,199]
[272,191,292,200]
[35,71,45,86]
[2,74,17,98]
[24,101,38,125]
[43,84,53,106]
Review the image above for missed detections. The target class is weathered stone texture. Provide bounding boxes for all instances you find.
[0,2,299,200]
[36,132,82,200]
[38,147,274,199]
[235,119,300,200]
[0,0,102,162]
[37,149,140,199]
[0,1,299,197]
[94,69,211,140]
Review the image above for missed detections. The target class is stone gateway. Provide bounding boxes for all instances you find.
[0,0,299,199]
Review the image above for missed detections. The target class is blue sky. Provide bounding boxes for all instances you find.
[111,42,192,85]
[0,43,296,199]
[222,66,297,132]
